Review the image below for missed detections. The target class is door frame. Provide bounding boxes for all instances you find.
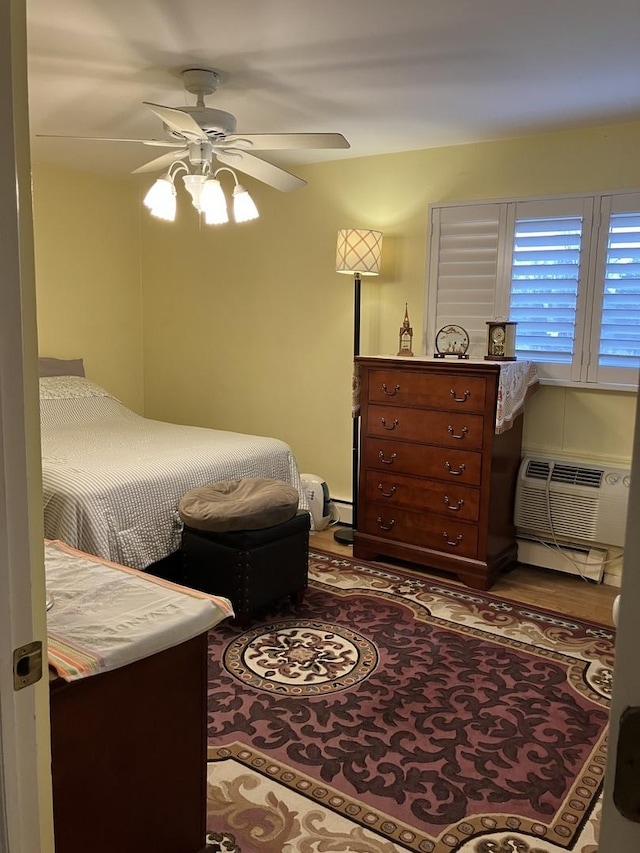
[599,388,640,848]
[0,1,53,851]
[1,0,640,848]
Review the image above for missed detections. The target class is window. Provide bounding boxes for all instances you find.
[426,191,640,388]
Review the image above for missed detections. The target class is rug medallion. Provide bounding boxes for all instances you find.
[206,549,614,852]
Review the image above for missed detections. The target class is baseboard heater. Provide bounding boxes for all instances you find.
[332,499,353,526]
[516,535,608,583]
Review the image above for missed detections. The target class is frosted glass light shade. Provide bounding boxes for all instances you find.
[233,184,259,223]
[143,177,177,221]
[336,229,383,275]
[200,179,229,225]
[182,173,206,210]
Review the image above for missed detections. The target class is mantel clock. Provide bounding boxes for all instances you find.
[485,321,518,361]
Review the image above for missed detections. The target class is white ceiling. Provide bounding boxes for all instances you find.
[26,0,640,179]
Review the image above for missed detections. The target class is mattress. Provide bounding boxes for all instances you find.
[40,376,308,570]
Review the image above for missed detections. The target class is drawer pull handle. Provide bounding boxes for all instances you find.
[445,461,466,476]
[380,418,399,431]
[377,484,397,498]
[443,532,463,547]
[444,496,464,511]
[449,389,471,403]
[376,517,396,531]
[378,451,397,465]
[447,425,468,440]
[382,383,401,396]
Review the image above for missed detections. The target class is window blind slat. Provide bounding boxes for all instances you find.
[598,210,640,370]
[510,214,583,362]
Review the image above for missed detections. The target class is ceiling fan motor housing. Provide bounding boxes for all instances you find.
[164,107,237,141]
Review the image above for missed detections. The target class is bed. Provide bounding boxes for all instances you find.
[40,374,308,570]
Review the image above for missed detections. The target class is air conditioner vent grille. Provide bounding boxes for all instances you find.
[517,490,599,539]
[524,460,550,480]
[550,464,603,488]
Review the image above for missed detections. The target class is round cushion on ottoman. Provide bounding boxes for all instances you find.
[178,477,299,533]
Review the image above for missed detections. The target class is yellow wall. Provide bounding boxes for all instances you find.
[140,120,640,501]
[31,165,143,411]
[31,121,640,502]
[523,387,637,465]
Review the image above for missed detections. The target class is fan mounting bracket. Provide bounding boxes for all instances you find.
[181,68,219,98]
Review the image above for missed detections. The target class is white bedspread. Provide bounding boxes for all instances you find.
[40,377,307,570]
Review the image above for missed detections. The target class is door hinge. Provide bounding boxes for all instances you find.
[613,706,640,822]
[13,640,43,690]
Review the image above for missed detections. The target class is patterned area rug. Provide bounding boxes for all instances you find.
[206,549,614,852]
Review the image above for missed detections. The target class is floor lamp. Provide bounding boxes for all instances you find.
[334,228,383,546]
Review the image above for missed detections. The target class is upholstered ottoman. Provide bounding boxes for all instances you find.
[178,478,310,624]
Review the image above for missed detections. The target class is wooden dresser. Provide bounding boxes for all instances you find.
[353,357,527,590]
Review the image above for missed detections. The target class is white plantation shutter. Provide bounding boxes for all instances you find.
[426,204,506,358]
[588,193,640,386]
[507,197,594,382]
[426,191,639,390]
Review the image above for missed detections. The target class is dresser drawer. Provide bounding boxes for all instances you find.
[363,437,482,485]
[364,404,484,450]
[361,469,480,522]
[360,504,479,558]
[367,369,487,413]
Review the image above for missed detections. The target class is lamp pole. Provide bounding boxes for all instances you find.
[333,229,382,547]
[334,271,361,546]
[352,271,361,533]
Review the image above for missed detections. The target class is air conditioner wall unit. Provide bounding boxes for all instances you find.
[515,455,630,546]
[514,455,630,581]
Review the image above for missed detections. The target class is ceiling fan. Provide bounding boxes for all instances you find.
[38,68,350,192]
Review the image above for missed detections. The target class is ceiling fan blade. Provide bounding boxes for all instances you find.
[132,149,188,174]
[215,149,306,192]
[35,134,185,148]
[219,133,350,151]
[143,103,207,141]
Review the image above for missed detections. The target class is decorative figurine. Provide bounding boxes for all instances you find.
[434,324,470,359]
[398,303,414,356]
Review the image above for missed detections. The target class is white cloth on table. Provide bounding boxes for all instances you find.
[491,360,540,433]
[45,539,233,681]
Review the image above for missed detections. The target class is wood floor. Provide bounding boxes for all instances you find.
[310,525,619,628]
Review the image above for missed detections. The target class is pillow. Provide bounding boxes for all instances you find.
[39,376,112,400]
[178,478,299,532]
[39,357,85,378]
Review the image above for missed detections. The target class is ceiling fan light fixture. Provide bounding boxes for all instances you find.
[232,183,259,223]
[181,173,207,211]
[143,175,177,221]
[143,162,259,225]
[200,178,229,225]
